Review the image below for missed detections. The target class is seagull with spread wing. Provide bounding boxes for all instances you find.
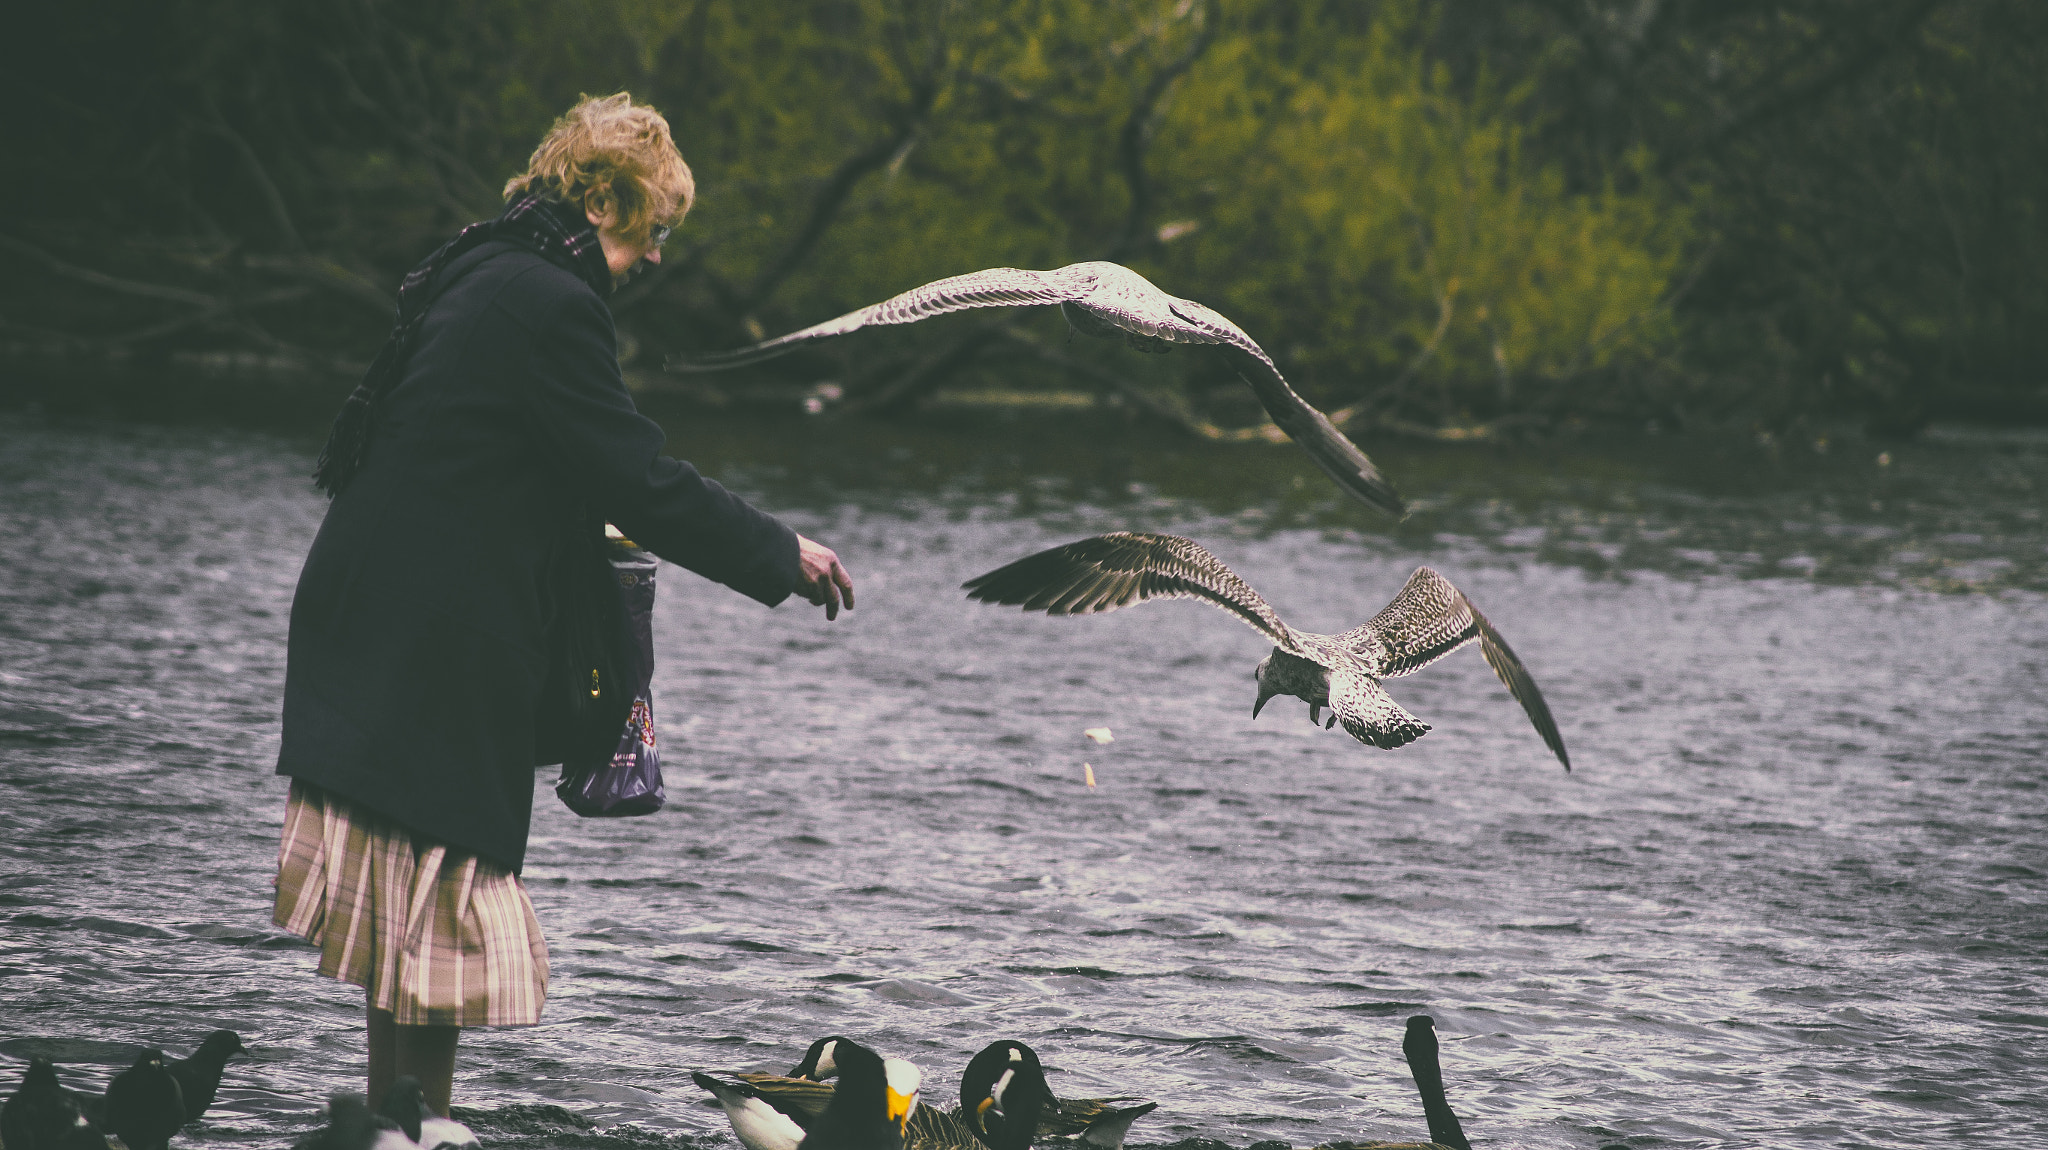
[667,261,1405,520]
[963,533,1570,769]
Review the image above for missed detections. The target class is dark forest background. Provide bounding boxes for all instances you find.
[3,0,2043,440]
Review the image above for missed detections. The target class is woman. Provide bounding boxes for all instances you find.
[271,93,853,1116]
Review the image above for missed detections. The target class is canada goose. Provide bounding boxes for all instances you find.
[963,533,1570,768]
[667,261,1404,520]
[785,1036,854,1081]
[959,1040,1156,1150]
[1399,1017,1469,1150]
[696,1039,918,1150]
[697,1039,1152,1150]
[691,1072,816,1150]
[1314,1017,1471,1150]
[696,1062,992,1150]
[798,1040,921,1150]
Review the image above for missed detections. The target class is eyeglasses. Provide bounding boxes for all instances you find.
[647,223,674,248]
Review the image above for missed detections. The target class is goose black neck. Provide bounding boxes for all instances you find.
[806,1041,901,1150]
[960,1042,1050,1150]
[1402,1016,1471,1150]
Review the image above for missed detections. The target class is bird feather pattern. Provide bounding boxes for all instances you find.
[963,533,1570,769]
[669,261,1403,519]
[962,533,1305,655]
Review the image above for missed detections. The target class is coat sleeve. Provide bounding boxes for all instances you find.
[523,287,801,606]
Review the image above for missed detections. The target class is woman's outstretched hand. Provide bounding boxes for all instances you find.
[795,534,854,620]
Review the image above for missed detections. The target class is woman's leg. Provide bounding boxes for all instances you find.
[367,1003,460,1117]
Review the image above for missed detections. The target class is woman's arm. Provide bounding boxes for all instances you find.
[523,287,853,613]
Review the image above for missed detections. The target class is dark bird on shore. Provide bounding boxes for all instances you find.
[371,1075,478,1150]
[291,1093,415,1150]
[3,1058,108,1150]
[103,1049,185,1150]
[667,261,1405,520]
[166,1030,247,1125]
[963,533,1570,769]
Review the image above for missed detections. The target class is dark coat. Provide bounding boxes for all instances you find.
[278,240,800,872]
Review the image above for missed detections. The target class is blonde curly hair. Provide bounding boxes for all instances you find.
[504,92,694,244]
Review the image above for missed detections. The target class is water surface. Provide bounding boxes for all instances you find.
[2,405,2044,1150]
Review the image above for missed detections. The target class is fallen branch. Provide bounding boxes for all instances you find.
[0,234,218,308]
[1329,285,1456,429]
[242,255,395,317]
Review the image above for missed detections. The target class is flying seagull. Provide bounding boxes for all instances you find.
[962,533,1569,769]
[667,261,1405,519]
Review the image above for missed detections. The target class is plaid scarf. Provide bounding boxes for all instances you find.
[312,192,615,496]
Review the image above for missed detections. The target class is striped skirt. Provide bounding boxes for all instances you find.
[272,779,548,1027]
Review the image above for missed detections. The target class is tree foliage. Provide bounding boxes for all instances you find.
[2,0,2040,436]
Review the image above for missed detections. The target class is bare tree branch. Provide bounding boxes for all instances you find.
[105,286,317,345]
[1106,0,1216,262]
[0,234,219,308]
[200,102,311,256]
[734,76,943,320]
[240,255,395,317]
[833,322,1002,418]
[1329,286,1456,429]
[993,324,1233,438]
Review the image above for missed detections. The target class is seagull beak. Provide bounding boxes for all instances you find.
[1253,682,1278,720]
[888,1085,917,1129]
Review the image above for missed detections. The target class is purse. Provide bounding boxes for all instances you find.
[554,533,666,816]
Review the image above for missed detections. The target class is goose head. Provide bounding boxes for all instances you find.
[960,1040,1055,1150]
[788,1035,852,1081]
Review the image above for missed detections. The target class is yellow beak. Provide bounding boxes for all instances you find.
[888,1086,917,1128]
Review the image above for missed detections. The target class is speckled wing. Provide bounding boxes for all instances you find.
[669,266,1092,370]
[1341,567,1570,770]
[1328,667,1432,750]
[962,532,1307,656]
